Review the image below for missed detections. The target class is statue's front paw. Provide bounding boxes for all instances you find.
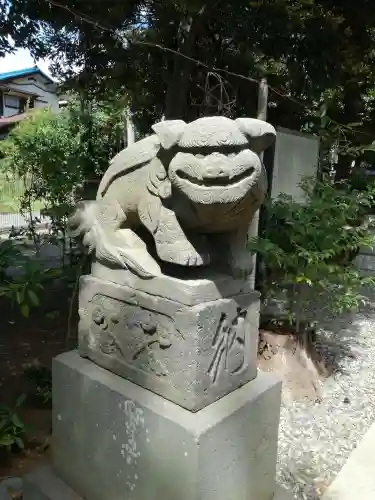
[156,241,211,267]
[179,247,211,266]
[229,251,254,279]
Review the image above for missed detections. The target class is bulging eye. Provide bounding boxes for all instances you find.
[228,153,236,159]
[195,154,205,160]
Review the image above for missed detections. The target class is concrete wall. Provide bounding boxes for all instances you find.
[355,216,375,275]
[2,72,58,117]
[271,127,320,203]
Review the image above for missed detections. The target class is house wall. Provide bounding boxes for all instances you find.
[1,72,58,117]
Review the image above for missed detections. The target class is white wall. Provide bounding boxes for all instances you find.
[271,127,320,203]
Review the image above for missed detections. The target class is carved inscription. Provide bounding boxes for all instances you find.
[208,307,247,383]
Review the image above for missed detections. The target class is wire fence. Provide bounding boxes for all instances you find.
[0,174,49,232]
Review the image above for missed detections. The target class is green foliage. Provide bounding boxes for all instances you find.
[4,0,375,178]
[250,177,375,331]
[0,394,27,451]
[23,362,52,405]
[0,240,48,317]
[6,0,375,133]
[0,100,125,238]
[0,108,82,224]
[0,239,23,277]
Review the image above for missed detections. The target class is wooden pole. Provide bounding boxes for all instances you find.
[248,77,268,288]
[257,78,269,121]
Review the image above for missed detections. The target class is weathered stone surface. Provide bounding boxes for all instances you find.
[0,477,22,500]
[24,468,294,500]
[274,486,295,500]
[0,486,11,500]
[78,272,260,411]
[51,351,282,500]
[321,421,375,500]
[68,116,276,279]
[91,261,253,305]
[1,478,22,491]
[23,467,82,500]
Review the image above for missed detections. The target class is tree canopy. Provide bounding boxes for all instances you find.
[3,0,375,175]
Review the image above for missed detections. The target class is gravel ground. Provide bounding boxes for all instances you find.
[277,287,375,499]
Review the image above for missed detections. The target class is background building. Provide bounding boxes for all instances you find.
[0,66,58,138]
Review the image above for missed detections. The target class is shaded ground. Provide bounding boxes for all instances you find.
[0,409,51,482]
[0,281,77,480]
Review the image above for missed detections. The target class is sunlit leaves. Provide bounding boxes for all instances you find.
[251,176,375,331]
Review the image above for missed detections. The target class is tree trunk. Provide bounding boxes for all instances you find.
[334,154,353,182]
[164,6,207,120]
[334,78,363,182]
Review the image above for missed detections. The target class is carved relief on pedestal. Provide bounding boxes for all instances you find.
[82,293,182,379]
[78,275,259,411]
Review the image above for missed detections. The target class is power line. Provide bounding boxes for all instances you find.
[43,0,373,140]
[44,0,306,106]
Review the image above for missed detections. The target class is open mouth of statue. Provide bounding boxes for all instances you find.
[176,167,254,187]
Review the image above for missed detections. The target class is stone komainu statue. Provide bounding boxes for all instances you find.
[68,116,276,278]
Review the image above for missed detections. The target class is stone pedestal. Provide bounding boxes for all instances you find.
[24,351,282,500]
[23,267,288,500]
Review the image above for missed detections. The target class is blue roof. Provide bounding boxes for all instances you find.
[0,66,54,84]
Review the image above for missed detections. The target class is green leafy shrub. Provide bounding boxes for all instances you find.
[0,108,84,221]
[250,177,375,334]
[0,101,125,237]
[0,240,52,317]
[0,395,27,451]
[0,100,126,270]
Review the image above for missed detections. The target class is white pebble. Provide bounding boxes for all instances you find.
[276,289,375,499]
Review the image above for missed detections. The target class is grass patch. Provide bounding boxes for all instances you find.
[0,175,44,214]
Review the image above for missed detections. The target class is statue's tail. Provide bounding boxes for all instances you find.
[68,201,160,279]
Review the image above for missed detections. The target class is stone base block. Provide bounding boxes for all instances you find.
[48,351,281,500]
[23,466,83,500]
[78,266,260,411]
[23,467,294,500]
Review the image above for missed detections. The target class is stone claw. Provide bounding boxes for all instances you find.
[181,248,211,266]
[156,241,211,267]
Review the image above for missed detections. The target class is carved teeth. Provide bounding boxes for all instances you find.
[176,167,254,187]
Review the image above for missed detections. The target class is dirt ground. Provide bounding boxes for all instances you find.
[257,329,331,403]
[0,281,77,480]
